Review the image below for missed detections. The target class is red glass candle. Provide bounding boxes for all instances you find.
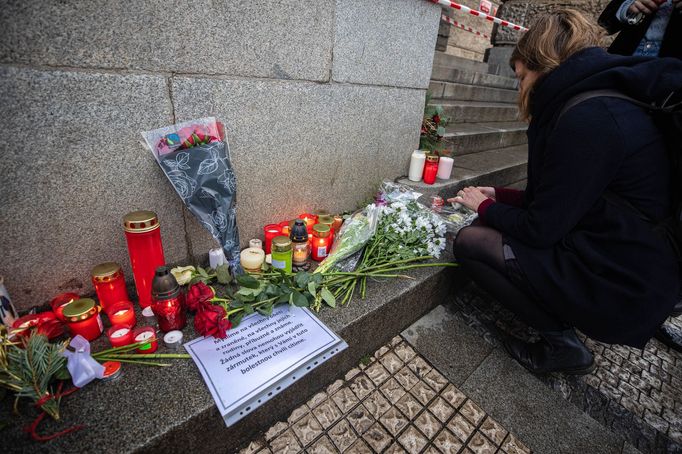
[123,211,166,309]
[152,296,186,332]
[63,298,103,341]
[298,213,318,233]
[107,325,134,347]
[264,224,282,255]
[91,262,129,312]
[279,220,292,237]
[133,327,158,354]
[423,155,439,185]
[317,215,335,247]
[106,300,136,328]
[311,224,332,261]
[50,292,80,322]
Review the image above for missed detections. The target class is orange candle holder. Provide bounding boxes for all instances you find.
[50,292,80,322]
[264,224,282,255]
[107,325,134,347]
[133,327,158,354]
[106,300,136,329]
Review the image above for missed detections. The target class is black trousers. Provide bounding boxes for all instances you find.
[453,223,566,332]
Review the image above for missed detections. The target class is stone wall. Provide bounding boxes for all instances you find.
[0,0,441,312]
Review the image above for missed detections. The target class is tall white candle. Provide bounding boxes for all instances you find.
[408,150,426,182]
[209,247,227,269]
[437,156,454,180]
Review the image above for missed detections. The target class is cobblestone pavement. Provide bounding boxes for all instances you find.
[240,336,532,454]
[449,284,682,453]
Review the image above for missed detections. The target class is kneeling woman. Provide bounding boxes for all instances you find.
[451,9,681,374]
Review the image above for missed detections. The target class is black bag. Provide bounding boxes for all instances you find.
[557,88,682,258]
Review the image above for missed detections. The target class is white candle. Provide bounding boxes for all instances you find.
[135,331,154,341]
[437,156,454,180]
[249,239,263,250]
[240,247,265,271]
[111,328,130,338]
[408,150,426,182]
[163,330,184,349]
[209,247,227,269]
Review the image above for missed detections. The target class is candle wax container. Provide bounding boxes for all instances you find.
[241,247,265,273]
[151,266,187,333]
[317,215,335,246]
[208,247,227,269]
[278,221,292,237]
[63,298,103,341]
[290,219,310,266]
[263,224,282,255]
[249,238,263,250]
[298,213,318,233]
[271,236,292,273]
[133,327,158,354]
[332,215,344,233]
[408,150,426,182]
[124,211,166,309]
[163,330,184,350]
[107,325,134,347]
[50,292,80,322]
[106,300,136,328]
[312,224,332,261]
[91,262,129,312]
[436,156,454,180]
[422,155,439,185]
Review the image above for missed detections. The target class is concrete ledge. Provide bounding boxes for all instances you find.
[431,66,518,91]
[442,122,527,156]
[432,51,489,74]
[0,260,463,453]
[429,81,518,103]
[435,100,520,123]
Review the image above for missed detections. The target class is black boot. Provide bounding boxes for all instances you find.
[503,329,595,375]
[654,322,682,353]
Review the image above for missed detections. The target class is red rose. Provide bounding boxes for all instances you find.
[194,304,231,339]
[186,282,215,311]
[432,114,440,124]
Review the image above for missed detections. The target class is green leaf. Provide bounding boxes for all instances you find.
[276,292,291,304]
[243,304,255,315]
[310,273,323,286]
[230,299,244,308]
[231,311,245,327]
[237,274,260,289]
[189,275,207,285]
[198,267,209,278]
[320,287,336,308]
[54,365,71,381]
[265,284,280,297]
[436,126,446,136]
[294,272,311,289]
[215,264,232,284]
[290,291,309,307]
[307,281,317,296]
[435,105,444,115]
[257,304,273,316]
[235,292,255,303]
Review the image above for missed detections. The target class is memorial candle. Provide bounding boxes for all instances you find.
[151,266,186,333]
[311,224,331,261]
[123,210,166,309]
[436,156,454,180]
[422,155,439,185]
[91,262,129,312]
[317,215,335,245]
[106,300,136,328]
[408,150,426,182]
[63,298,104,341]
[241,248,265,273]
[50,292,80,322]
[278,221,292,237]
[298,213,318,233]
[107,325,134,347]
[263,224,281,255]
[133,327,158,354]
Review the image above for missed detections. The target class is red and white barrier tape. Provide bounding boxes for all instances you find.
[441,14,490,39]
[430,0,528,32]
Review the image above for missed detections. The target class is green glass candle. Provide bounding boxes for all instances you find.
[271,236,292,273]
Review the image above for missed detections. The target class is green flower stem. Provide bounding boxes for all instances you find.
[227,296,278,316]
[95,353,190,359]
[93,340,158,356]
[95,357,171,367]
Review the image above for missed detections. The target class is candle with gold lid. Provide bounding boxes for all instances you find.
[91,262,129,312]
[123,210,166,309]
[311,224,332,261]
[63,298,103,341]
[271,236,292,273]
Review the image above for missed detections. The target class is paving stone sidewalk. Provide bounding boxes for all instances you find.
[448,283,682,453]
[240,336,532,454]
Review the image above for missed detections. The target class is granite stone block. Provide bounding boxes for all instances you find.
[0,66,183,312]
[0,0,334,82]
[170,77,424,253]
[333,0,440,89]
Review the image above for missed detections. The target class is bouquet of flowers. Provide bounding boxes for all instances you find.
[142,118,242,273]
[419,93,450,156]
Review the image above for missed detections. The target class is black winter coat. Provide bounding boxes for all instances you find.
[598,0,682,59]
[483,48,682,347]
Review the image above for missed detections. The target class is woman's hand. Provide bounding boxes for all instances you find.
[476,187,496,201]
[447,187,491,212]
[629,0,665,15]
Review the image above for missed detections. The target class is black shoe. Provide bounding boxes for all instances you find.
[503,329,595,375]
[654,322,682,353]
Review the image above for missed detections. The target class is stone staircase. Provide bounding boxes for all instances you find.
[398,51,527,201]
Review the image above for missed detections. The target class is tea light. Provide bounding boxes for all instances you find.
[241,247,265,273]
[50,292,80,322]
[106,300,136,328]
[142,306,157,327]
[163,330,184,350]
[263,224,282,255]
[249,239,263,250]
[133,327,158,354]
[107,325,134,347]
[278,220,292,237]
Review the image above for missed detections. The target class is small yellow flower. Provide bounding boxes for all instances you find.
[170,265,196,286]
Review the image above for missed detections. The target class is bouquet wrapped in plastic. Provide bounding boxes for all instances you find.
[142,117,242,273]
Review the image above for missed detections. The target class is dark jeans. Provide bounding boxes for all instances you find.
[453,222,566,332]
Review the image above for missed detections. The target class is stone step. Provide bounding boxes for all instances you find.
[431,65,518,91]
[432,51,489,74]
[0,259,463,453]
[433,99,520,123]
[396,144,528,201]
[429,80,518,104]
[441,121,527,156]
